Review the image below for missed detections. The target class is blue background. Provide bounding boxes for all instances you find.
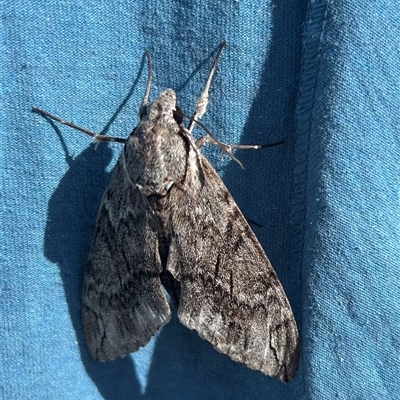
[2,1,400,399]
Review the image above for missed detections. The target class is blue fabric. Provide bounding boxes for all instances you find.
[2,0,399,399]
[295,1,400,398]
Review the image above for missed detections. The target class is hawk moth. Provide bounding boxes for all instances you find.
[33,42,298,382]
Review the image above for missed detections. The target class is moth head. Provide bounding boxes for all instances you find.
[146,89,178,123]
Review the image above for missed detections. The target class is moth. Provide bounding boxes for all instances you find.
[33,42,299,382]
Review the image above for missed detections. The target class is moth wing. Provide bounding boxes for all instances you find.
[166,155,298,381]
[82,160,171,362]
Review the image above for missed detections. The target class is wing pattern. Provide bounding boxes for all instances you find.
[163,148,298,381]
[82,158,171,362]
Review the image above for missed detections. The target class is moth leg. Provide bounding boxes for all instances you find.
[182,123,283,169]
[187,41,226,134]
[195,134,246,169]
[196,135,283,151]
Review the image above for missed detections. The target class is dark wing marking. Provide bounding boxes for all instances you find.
[165,150,298,382]
[82,159,171,361]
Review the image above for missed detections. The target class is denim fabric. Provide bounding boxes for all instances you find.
[2,0,399,399]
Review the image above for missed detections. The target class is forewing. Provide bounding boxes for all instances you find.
[166,154,298,381]
[82,159,171,362]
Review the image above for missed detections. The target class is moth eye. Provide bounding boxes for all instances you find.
[173,106,184,124]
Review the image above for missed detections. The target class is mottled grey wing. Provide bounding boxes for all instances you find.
[166,155,298,382]
[82,159,171,362]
